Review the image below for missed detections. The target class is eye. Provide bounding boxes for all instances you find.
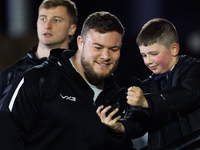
[94,46,102,50]
[109,48,119,52]
[141,54,146,58]
[55,19,61,22]
[41,17,46,21]
[151,53,158,56]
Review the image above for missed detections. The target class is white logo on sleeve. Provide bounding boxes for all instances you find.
[60,94,76,102]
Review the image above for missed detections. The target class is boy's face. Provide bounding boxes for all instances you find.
[139,43,178,74]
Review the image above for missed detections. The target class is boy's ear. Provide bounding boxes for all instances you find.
[171,43,179,56]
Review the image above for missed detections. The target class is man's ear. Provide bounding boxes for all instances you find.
[69,24,77,36]
[171,43,179,56]
[77,35,83,50]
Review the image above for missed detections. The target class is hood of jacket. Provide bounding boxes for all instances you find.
[26,45,48,65]
[47,48,118,92]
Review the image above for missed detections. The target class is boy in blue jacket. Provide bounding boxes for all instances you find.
[97,18,200,149]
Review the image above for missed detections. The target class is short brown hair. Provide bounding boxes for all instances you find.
[81,11,125,39]
[39,0,77,25]
[136,18,179,49]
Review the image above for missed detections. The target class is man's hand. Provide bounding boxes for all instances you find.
[127,86,149,108]
[96,105,125,134]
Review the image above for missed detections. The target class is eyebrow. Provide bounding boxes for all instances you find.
[39,15,64,20]
[92,43,120,49]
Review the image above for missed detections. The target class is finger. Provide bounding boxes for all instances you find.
[106,115,121,128]
[127,87,138,95]
[113,115,121,122]
[128,86,134,91]
[127,98,137,106]
[127,87,132,91]
[127,90,135,96]
[107,108,119,118]
[100,105,112,114]
[96,105,104,115]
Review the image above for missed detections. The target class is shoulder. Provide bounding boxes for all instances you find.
[177,55,200,71]
[0,57,27,84]
[22,62,60,88]
[1,57,26,74]
[13,63,47,87]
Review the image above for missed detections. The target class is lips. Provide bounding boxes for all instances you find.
[149,66,157,70]
[97,62,110,67]
[43,32,53,37]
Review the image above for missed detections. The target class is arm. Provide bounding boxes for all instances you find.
[96,105,148,141]
[149,63,200,114]
[128,63,200,115]
[0,68,43,150]
[0,65,15,96]
[0,58,26,97]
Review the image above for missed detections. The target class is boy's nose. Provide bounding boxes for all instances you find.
[145,56,153,64]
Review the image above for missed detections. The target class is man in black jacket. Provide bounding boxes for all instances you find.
[97,18,200,149]
[0,0,77,109]
[0,11,134,150]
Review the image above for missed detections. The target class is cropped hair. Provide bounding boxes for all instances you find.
[39,0,77,25]
[136,18,179,49]
[81,11,125,39]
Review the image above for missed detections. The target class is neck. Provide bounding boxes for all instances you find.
[36,42,69,59]
[169,56,179,71]
[86,78,104,89]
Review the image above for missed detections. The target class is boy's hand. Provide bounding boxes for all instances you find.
[127,86,149,108]
[96,105,125,134]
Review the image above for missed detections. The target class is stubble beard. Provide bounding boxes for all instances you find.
[81,54,118,81]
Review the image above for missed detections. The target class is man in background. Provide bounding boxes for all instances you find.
[0,0,77,109]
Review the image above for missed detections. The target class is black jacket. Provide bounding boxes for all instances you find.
[0,49,134,150]
[0,45,47,109]
[110,55,200,150]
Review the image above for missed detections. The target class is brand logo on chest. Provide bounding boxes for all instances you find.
[60,94,76,102]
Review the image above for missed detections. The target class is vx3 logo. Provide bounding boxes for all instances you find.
[60,94,76,102]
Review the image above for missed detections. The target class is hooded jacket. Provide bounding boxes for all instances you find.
[0,45,47,109]
[0,49,134,150]
[110,55,200,150]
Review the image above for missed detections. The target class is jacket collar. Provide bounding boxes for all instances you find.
[26,45,47,65]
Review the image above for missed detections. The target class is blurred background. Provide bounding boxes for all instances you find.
[1,0,200,88]
[0,0,200,149]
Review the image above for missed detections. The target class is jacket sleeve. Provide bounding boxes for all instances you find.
[0,68,43,150]
[0,64,15,97]
[0,58,26,98]
[146,62,200,115]
[108,107,149,142]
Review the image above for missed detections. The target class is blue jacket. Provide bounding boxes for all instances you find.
[110,55,200,150]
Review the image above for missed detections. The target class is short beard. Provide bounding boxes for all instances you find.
[81,55,118,81]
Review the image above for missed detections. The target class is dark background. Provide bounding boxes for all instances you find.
[1,0,200,88]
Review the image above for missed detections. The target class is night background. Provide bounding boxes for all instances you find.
[0,0,200,88]
[0,0,200,149]
[0,0,200,87]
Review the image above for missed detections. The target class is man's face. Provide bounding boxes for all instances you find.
[37,6,76,48]
[139,43,177,74]
[78,29,122,81]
